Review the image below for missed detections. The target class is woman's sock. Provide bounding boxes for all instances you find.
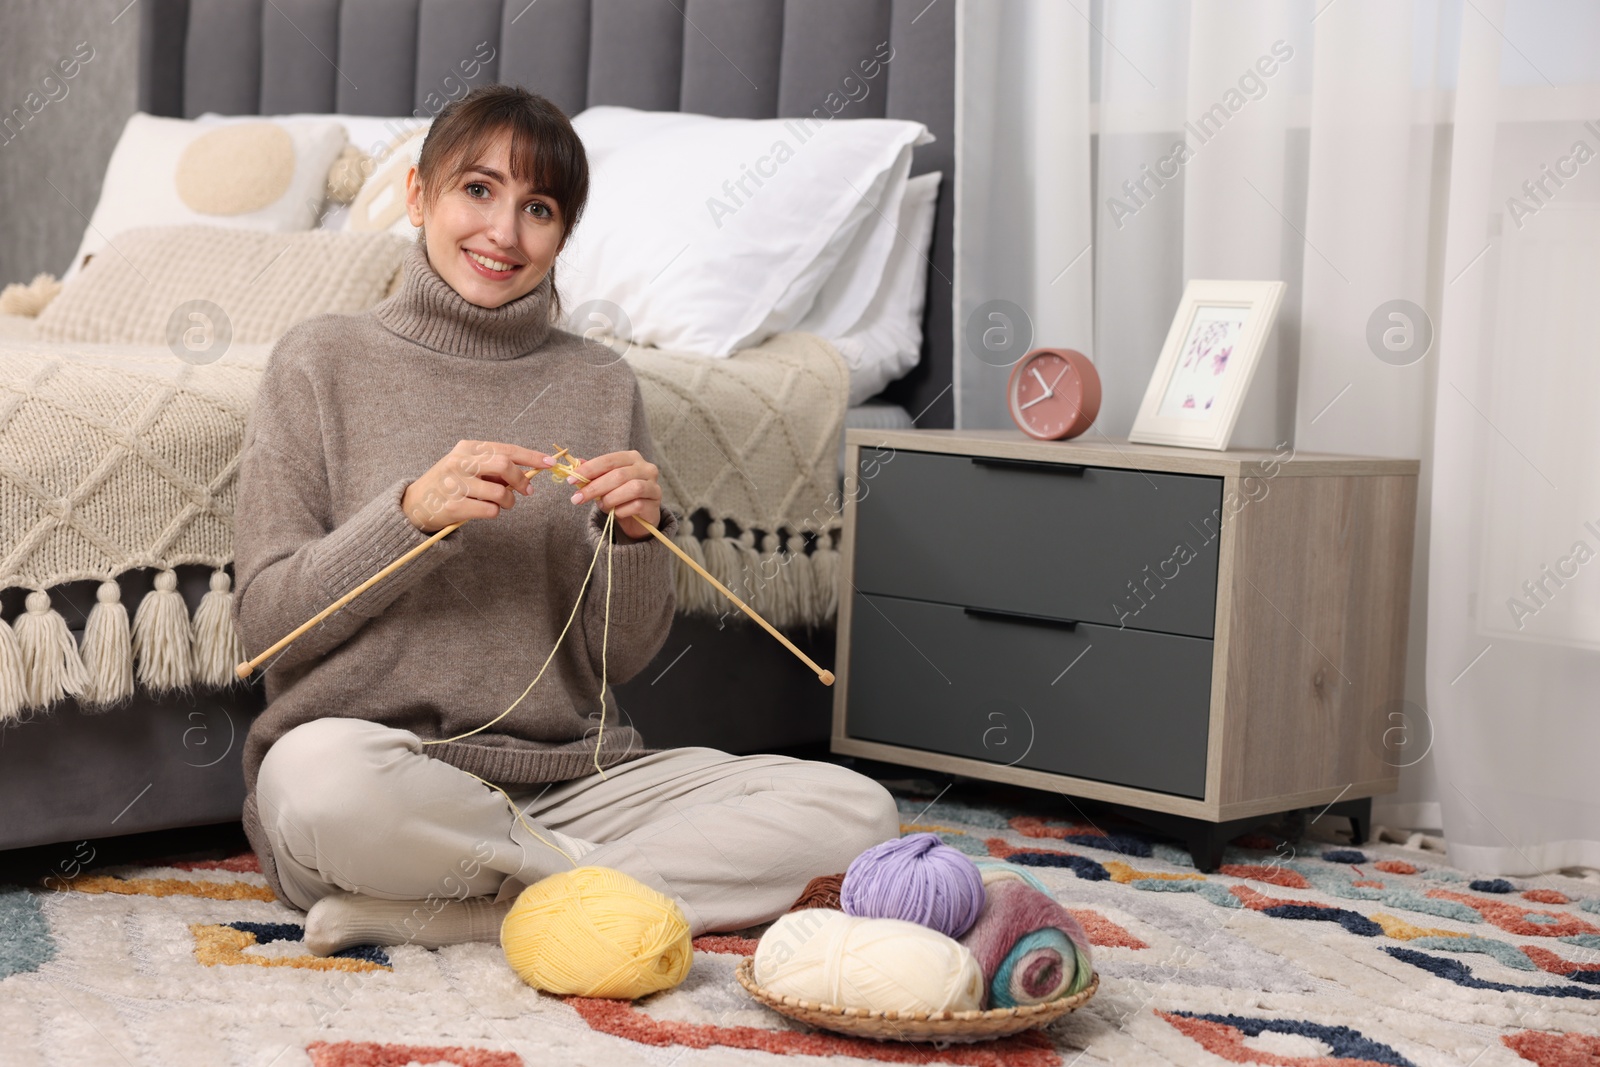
[301,829,599,956]
[303,892,515,956]
[300,825,601,959]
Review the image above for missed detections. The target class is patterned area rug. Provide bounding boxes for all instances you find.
[3,784,1599,1066]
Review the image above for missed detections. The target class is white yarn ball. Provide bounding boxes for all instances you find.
[752,909,985,1014]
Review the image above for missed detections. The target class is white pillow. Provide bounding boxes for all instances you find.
[560,105,932,356]
[63,112,348,281]
[789,143,914,340]
[828,170,942,405]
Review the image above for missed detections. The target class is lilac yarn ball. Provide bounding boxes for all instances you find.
[840,833,987,938]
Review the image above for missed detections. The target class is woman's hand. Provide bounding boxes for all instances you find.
[566,450,662,541]
[402,440,555,533]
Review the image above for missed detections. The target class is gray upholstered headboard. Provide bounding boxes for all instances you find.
[136,0,955,427]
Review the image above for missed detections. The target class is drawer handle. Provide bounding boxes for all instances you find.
[970,456,1088,476]
[963,606,1080,630]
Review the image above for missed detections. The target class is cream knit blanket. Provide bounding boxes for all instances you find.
[0,332,847,719]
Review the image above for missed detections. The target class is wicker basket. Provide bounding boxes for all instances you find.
[734,957,1099,1043]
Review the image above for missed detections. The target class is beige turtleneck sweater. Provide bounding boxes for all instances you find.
[233,239,677,903]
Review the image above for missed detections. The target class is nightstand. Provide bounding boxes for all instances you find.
[831,428,1419,870]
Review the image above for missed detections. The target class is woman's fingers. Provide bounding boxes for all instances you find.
[572,449,652,485]
[600,479,662,515]
[407,442,556,532]
[547,449,663,536]
[570,467,632,504]
[456,441,553,486]
[463,476,517,510]
[501,444,556,474]
[479,453,538,495]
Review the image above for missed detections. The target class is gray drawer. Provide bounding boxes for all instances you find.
[853,449,1223,638]
[845,592,1212,798]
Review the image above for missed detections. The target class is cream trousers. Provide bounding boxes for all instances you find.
[254,717,901,936]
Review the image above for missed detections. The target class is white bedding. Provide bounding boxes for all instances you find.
[72,109,939,405]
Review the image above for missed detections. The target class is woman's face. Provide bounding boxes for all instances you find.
[404,128,566,309]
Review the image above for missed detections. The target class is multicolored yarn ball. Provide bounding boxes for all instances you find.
[787,872,845,913]
[500,866,692,999]
[991,927,1079,1006]
[840,833,987,938]
[958,881,1095,1008]
[753,908,985,1014]
[971,856,1052,895]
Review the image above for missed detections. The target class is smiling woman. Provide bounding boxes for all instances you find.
[231,83,900,959]
[401,88,587,315]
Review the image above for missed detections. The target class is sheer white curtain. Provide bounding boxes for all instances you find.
[956,0,1600,874]
[1429,0,1600,874]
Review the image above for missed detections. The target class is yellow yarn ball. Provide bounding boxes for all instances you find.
[500,866,692,999]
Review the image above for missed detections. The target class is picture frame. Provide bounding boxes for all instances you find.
[1128,279,1286,451]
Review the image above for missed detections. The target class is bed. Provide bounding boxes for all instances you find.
[0,0,954,852]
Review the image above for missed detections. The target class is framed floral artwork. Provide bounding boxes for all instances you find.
[1129,279,1286,450]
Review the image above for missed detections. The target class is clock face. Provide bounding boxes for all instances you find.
[1007,349,1101,440]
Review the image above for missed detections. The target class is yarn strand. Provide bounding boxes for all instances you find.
[418,489,619,864]
[593,507,614,779]
[461,769,581,870]
[419,507,613,748]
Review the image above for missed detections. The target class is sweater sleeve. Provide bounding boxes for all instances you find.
[233,350,467,676]
[577,377,677,683]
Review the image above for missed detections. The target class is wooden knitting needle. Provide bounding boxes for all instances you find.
[235,451,835,686]
[547,449,834,687]
[235,520,465,679]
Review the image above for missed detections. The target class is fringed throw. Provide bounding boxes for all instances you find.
[0,327,849,720]
[1,340,264,718]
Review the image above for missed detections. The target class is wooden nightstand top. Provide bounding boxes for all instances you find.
[844,428,1420,479]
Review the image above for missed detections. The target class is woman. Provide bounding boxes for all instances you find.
[233,85,899,956]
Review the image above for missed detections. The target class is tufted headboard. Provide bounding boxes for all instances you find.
[135,0,955,427]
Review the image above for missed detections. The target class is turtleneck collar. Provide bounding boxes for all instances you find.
[374,238,556,360]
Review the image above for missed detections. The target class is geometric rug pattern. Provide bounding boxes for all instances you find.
[2,785,1598,1066]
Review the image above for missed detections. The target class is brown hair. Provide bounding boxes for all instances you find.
[413,84,589,322]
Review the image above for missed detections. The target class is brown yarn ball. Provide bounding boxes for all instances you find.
[787,872,845,913]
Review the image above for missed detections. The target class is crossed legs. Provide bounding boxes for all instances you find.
[254,717,900,951]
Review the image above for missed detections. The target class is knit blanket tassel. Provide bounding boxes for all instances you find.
[130,569,193,694]
[671,534,712,615]
[700,520,747,617]
[0,616,28,723]
[80,579,134,709]
[811,532,840,623]
[13,591,89,710]
[191,568,243,688]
